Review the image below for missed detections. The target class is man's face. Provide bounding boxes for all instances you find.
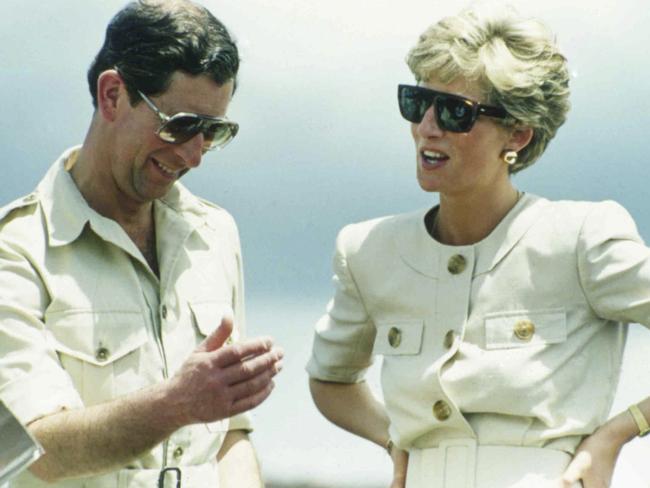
[110,71,234,205]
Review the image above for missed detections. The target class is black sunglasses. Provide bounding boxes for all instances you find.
[398,84,509,133]
[138,90,239,151]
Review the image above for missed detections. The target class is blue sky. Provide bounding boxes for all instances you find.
[2,1,649,485]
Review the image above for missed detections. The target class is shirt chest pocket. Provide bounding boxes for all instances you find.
[484,309,567,350]
[45,310,151,405]
[189,300,240,344]
[373,320,424,356]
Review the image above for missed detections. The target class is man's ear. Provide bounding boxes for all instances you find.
[96,69,124,122]
[505,126,534,153]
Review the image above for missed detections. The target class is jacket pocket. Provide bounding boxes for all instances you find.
[373,320,424,356]
[45,310,148,404]
[484,309,567,350]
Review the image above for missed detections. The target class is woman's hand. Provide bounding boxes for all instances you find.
[389,446,409,488]
[558,430,622,488]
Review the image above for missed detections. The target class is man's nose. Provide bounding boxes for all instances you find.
[175,133,205,168]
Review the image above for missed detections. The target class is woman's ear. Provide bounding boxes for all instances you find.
[96,69,124,122]
[506,126,534,153]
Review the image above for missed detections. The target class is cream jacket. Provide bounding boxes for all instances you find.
[307,194,650,453]
[0,147,250,487]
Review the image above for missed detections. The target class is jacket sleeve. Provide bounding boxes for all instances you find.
[577,200,650,325]
[306,224,376,383]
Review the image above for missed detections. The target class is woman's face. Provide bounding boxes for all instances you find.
[411,77,515,199]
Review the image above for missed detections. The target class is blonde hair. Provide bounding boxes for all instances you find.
[406,4,570,173]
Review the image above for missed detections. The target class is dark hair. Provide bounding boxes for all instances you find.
[87,0,239,108]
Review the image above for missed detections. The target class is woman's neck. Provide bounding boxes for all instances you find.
[433,184,521,246]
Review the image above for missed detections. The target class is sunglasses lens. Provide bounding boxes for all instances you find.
[398,86,430,123]
[202,121,239,151]
[436,96,474,132]
[398,85,480,133]
[159,115,203,144]
[159,116,239,150]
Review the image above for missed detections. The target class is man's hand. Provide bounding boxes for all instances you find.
[27,315,282,482]
[390,446,409,488]
[165,314,283,427]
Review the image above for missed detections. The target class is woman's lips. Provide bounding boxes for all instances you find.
[420,149,449,168]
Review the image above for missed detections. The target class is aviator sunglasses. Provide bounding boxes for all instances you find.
[398,84,509,133]
[137,89,239,152]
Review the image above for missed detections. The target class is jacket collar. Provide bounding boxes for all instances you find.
[397,193,549,278]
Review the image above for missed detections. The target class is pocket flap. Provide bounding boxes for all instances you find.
[373,320,424,356]
[45,310,147,366]
[188,301,238,342]
[484,309,566,350]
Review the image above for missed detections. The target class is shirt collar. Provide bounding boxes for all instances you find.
[37,146,211,248]
[397,193,549,278]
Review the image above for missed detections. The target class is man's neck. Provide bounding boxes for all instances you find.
[69,141,160,276]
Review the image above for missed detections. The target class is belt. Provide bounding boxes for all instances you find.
[96,463,218,488]
[406,439,581,488]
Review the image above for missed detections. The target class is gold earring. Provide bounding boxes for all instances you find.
[502,150,518,166]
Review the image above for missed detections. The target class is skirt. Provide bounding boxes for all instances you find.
[406,438,581,488]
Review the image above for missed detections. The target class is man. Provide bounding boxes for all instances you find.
[0,1,283,486]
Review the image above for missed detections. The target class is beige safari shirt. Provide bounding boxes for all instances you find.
[0,147,251,487]
[307,194,650,454]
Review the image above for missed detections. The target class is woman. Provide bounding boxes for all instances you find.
[306,5,650,488]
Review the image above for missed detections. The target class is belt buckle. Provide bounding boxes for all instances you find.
[158,466,181,488]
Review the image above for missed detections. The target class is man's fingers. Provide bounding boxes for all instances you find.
[229,381,276,416]
[229,366,281,402]
[214,337,276,367]
[195,314,234,353]
[223,348,283,384]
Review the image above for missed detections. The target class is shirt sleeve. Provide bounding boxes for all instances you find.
[306,225,376,383]
[0,237,84,426]
[577,200,650,326]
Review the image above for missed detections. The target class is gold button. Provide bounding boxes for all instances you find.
[95,346,110,362]
[514,320,535,341]
[444,330,456,349]
[387,327,402,348]
[447,255,467,275]
[161,305,168,319]
[173,446,184,458]
[433,400,452,421]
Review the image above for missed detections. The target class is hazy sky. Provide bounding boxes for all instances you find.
[2,1,650,485]
[2,0,649,302]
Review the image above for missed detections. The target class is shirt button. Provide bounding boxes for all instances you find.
[514,320,535,341]
[173,446,184,458]
[433,400,452,421]
[161,305,168,319]
[388,327,402,348]
[447,255,467,275]
[444,330,456,349]
[95,346,110,362]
